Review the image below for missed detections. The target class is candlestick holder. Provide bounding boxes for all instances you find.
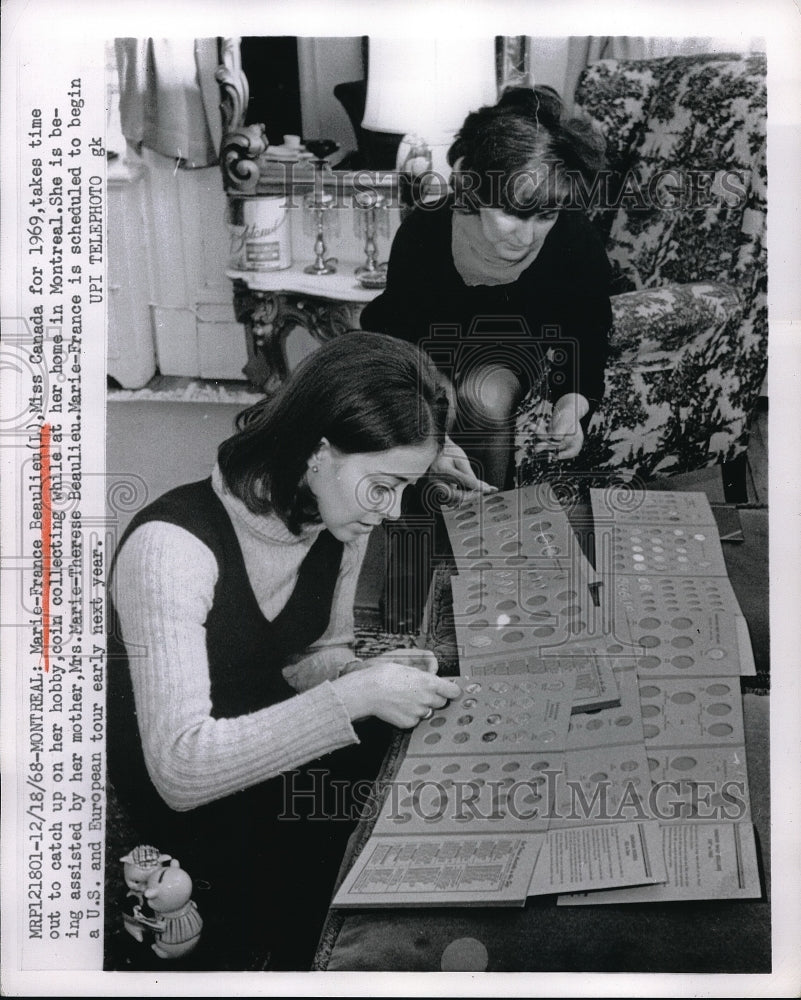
[303,190,339,275]
[353,190,389,289]
[303,139,340,276]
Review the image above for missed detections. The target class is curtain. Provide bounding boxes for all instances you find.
[115,38,223,168]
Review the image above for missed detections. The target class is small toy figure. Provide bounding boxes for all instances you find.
[134,860,203,959]
[119,844,171,942]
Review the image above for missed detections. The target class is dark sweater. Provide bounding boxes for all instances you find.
[361,200,612,407]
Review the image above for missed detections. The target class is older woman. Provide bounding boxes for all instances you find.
[361,86,612,490]
[106,333,461,971]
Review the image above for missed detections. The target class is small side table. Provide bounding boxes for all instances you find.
[227,264,383,392]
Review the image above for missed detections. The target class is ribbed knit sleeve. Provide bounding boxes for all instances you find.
[113,521,360,811]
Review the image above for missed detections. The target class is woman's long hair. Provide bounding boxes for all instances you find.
[217,332,451,533]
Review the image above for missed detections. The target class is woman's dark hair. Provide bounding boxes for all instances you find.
[448,85,606,217]
[218,332,451,533]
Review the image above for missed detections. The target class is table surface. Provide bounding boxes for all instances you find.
[227,264,383,303]
[314,507,771,973]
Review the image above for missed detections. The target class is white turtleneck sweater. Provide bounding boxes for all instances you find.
[112,467,370,812]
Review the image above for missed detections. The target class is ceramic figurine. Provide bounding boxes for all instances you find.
[134,860,204,959]
[119,844,171,942]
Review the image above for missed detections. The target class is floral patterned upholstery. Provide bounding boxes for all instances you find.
[515,53,767,490]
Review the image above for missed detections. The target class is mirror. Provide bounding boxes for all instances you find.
[216,36,528,195]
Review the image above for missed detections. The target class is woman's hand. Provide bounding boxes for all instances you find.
[429,436,497,494]
[532,393,589,460]
[335,658,461,729]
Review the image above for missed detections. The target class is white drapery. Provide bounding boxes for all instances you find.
[115,37,223,168]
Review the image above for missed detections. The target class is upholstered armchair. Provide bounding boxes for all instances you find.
[515,52,767,500]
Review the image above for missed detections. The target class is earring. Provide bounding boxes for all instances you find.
[311,465,319,473]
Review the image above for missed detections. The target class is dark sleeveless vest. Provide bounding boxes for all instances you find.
[107,477,344,820]
[105,478,387,969]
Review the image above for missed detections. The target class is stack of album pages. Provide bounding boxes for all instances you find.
[332,485,761,908]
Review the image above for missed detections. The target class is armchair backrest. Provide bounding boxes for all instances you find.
[575,53,767,402]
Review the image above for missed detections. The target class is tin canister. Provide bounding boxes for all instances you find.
[227,196,292,271]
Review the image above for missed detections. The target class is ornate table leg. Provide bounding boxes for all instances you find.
[232,281,284,392]
[282,295,364,348]
[232,278,365,392]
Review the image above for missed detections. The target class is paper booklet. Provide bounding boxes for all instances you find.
[558,821,762,904]
[528,820,666,896]
[331,673,576,908]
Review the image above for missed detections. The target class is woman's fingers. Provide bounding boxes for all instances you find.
[428,692,451,709]
[403,673,461,725]
[556,438,583,459]
[533,424,583,459]
[412,687,460,726]
[437,458,489,493]
[425,675,462,701]
[431,445,497,494]
[337,657,459,726]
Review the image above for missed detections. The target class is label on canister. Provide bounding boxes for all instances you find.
[227,196,292,271]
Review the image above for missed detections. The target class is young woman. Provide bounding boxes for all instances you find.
[106,332,461,971]
[361,85,613,490]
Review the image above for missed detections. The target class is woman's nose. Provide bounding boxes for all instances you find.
[384,488,404,521]
[514,217,537,243]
